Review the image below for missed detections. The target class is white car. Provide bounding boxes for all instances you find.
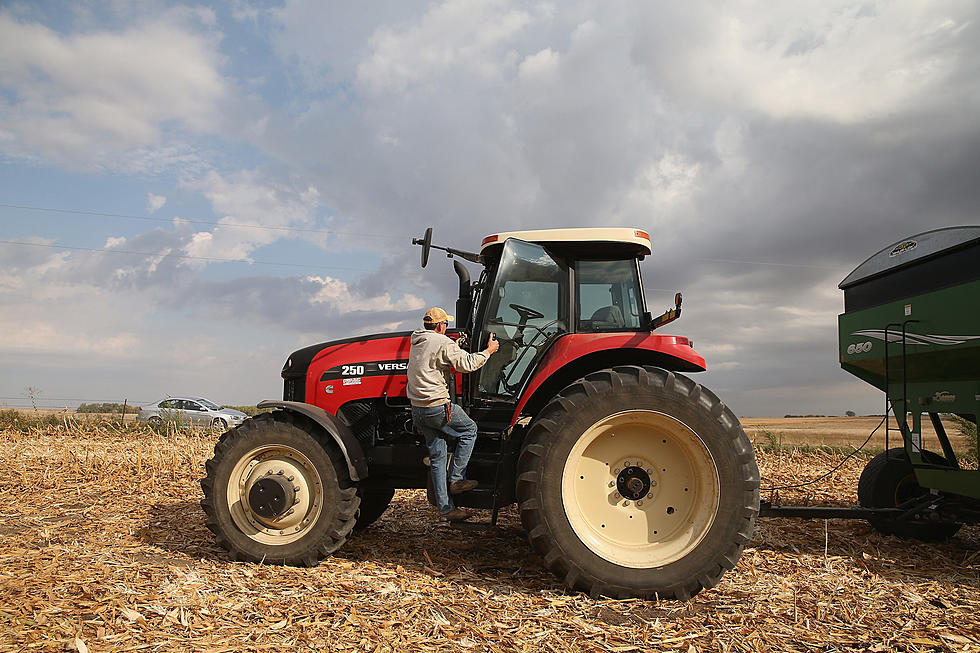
[137,396,247,429]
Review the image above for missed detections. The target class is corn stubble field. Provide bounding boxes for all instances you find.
[2,416,979,652]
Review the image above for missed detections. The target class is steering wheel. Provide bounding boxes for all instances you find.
[500,317,562,394]
[509,303,544,322]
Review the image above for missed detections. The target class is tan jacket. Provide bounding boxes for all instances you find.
[407,329,488,407]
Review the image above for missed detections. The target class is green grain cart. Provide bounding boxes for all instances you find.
[762,226,980,538]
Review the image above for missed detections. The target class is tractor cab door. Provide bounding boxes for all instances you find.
[474,238,569,401]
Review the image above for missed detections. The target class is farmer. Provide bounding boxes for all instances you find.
[408,307,499,521]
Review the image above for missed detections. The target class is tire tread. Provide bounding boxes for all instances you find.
[200,411,360,565]
[516,365,759,600]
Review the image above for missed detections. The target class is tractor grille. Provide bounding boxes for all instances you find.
[283,377,305,402]
[337,401,379,447]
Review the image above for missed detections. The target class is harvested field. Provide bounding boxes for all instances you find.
[742,416,973,451]
[2,422,979,652]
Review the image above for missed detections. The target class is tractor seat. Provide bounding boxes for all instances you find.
[589,305,625,330]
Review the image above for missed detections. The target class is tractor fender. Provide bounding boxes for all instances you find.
[511,334,706,425]
[256,400,368,481]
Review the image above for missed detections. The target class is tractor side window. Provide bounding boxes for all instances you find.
[478,239,568,399]
[576,260,642,331]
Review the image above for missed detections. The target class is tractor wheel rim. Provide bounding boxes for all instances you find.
[226,445,323,545]
[561,410,720,568]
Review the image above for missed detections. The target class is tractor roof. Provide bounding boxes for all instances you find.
[480,228,652,258]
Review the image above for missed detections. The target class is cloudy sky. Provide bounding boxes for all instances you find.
[1,1,977,417]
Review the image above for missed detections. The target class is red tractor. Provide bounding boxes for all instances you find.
[201,228,759,600]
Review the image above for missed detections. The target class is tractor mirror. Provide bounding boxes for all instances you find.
[648,292,683,331]
[412,227,433,268]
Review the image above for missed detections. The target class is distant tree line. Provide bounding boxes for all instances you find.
[77,402,128,413]
[75,402,271,415]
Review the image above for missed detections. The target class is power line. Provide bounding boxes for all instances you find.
[0,202,404,240]
[0,239,372,272]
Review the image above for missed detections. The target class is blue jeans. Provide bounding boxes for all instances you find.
[412,403,477,514]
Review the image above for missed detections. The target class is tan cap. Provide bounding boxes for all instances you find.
[423,307,454,325]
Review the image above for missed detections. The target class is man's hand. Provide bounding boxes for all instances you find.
[485,332,499,356]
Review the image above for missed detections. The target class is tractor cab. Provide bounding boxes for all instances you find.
[417,228,693,429]
[472,230,650,401]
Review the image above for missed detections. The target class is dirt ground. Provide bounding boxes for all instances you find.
[1,421,979,652]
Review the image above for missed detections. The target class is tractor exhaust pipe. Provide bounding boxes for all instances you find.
[453,260,473,332]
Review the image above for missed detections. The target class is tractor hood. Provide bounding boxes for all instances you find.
[280,329,461,409]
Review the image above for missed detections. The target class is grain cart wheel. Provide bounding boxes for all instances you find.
[858,448,962,541]
[354,488,396,530]
[517,365,759,600]
[200,412,360,565]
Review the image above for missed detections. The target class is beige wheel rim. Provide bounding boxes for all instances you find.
[561,410,720,568]
[226,445,324,546]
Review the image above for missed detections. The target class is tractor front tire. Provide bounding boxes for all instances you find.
[200,412,360,565]
[858,448,961,541]
[517,366,759,600]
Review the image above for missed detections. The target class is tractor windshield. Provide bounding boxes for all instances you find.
[477,239,569,399]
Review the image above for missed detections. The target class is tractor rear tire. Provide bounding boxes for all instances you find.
[200,412,360,565]
[355,488,396,530]
[858,448,961,541]
[517,365,759,600]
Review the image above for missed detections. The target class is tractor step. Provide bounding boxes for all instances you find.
[449,520,497,531]
[453,487,508,510]
[449,506,501,530]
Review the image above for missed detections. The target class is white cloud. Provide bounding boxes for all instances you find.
[309,275,424,313]
[632,1,974,123]
[271,0,421,86]
[618,152,702,222]
[517,47,559,80]
[7,321,140,357]
[356,0,543,93]
[0,12,228,169]
[180,169,322,266]
[146,193,167,214]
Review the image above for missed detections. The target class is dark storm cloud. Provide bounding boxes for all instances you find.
[255,1,980,415]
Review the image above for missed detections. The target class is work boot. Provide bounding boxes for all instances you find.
[440,508,472,522]
[449,479,478,494]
